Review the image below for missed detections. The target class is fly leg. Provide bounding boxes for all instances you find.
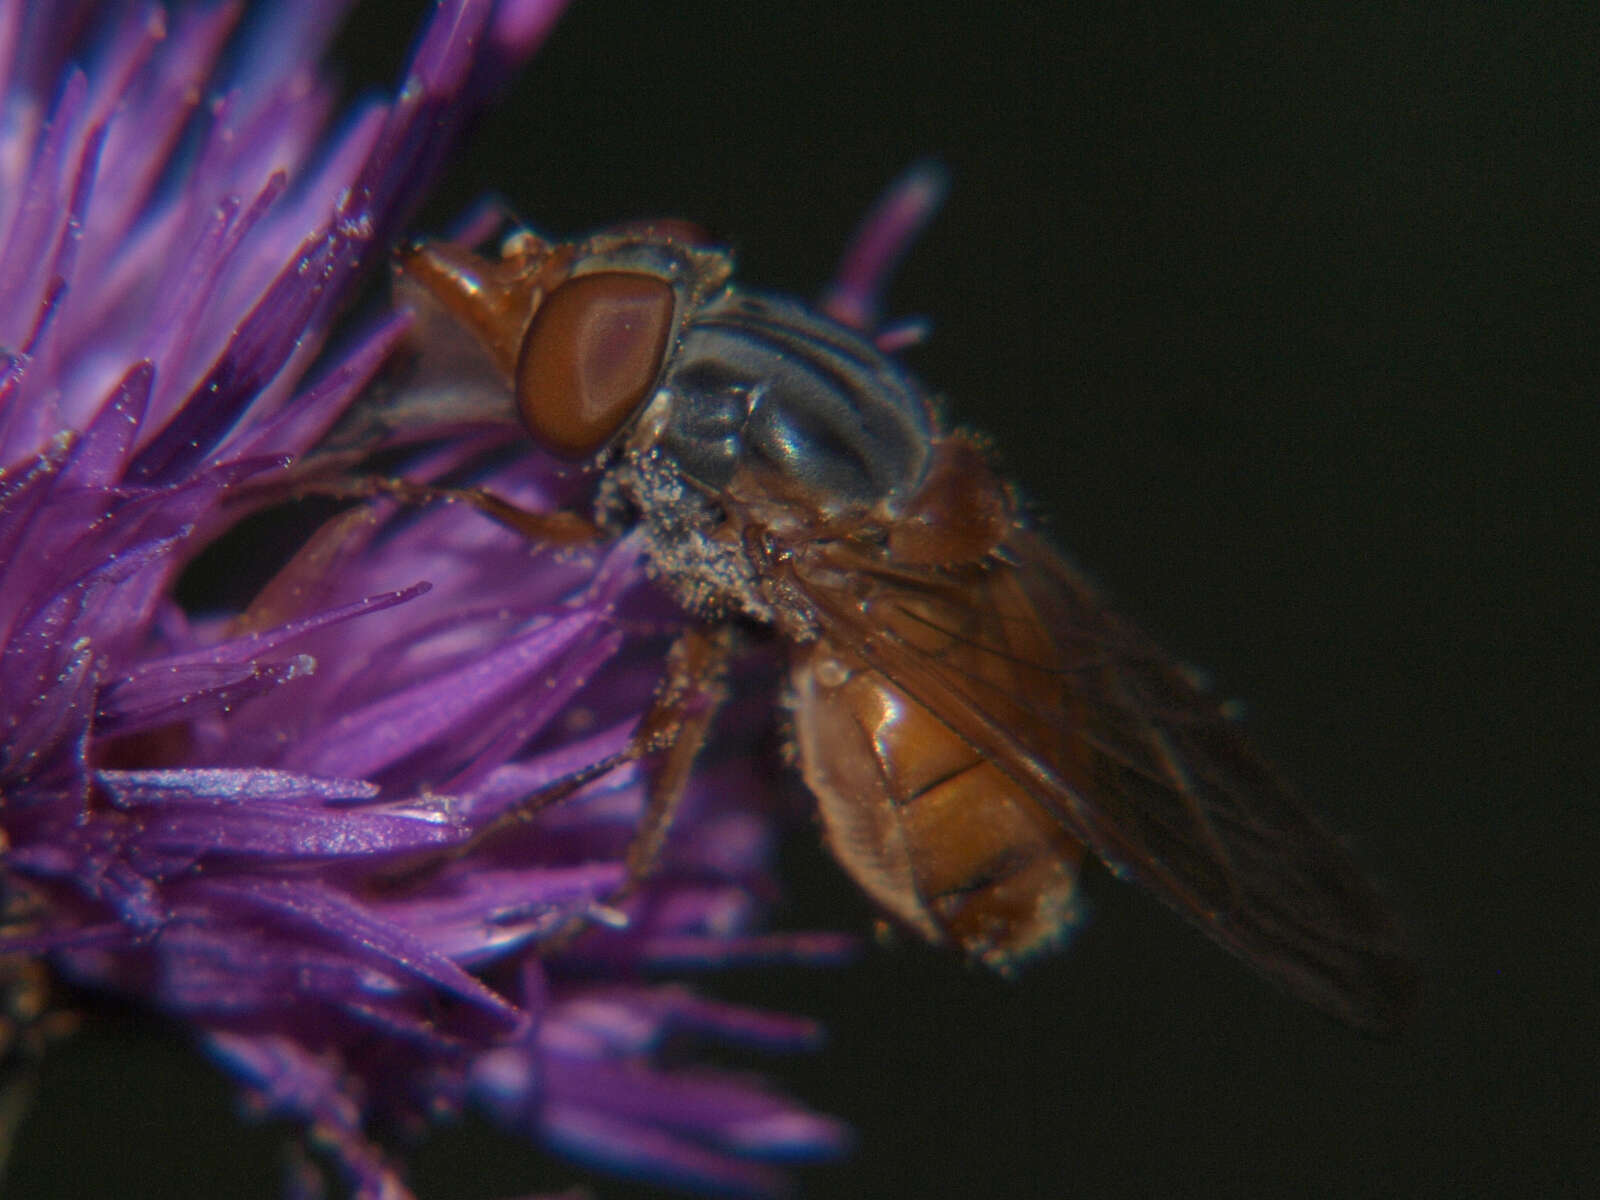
[294,474,601,545]
[387,624,734,944]
[552,625,734,944]
[619,624,735,894]
[435,627,731,875]
[228,472,601,637]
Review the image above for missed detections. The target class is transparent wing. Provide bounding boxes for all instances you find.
[793,528,1417,1033]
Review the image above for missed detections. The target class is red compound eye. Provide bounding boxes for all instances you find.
[515,270,675,458]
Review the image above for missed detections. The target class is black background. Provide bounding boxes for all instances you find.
[11,3,1595,1198]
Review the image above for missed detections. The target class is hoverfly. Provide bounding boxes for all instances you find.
[372,188,1416,1034]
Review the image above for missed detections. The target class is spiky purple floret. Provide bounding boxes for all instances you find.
[0,4,853,1198]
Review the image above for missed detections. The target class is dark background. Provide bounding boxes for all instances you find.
[11,3,1595,1198]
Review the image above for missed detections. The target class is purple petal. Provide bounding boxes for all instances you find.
[819,159,948,332]
[459,718,639,825]
[62,359,151,486]
[538,1103,793,1199]
[0,68,86,324]
[370,862,625,965]
[189,875,524,1027]
[130,801,461,864]
[97,767,380,807]
[208,1029,362,1130]
[96,651,318,737]
[492,0,572,58]
[124,229,344,483]
[439,624,624,797]
[225,310,413,462]
[98,584,430,734]
[97,767,459,865]
[288,609,607,779]
[139,583,433,671]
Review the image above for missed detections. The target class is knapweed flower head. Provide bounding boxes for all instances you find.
[0,3,879,1196]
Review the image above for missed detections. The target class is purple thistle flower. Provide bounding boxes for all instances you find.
[0,3,879,1196]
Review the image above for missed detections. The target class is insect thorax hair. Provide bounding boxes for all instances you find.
[603,447,804,634]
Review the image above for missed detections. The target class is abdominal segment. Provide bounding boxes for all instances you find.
[792,644,1085,971]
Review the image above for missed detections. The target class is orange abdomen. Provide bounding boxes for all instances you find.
[792,644,1085,971]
